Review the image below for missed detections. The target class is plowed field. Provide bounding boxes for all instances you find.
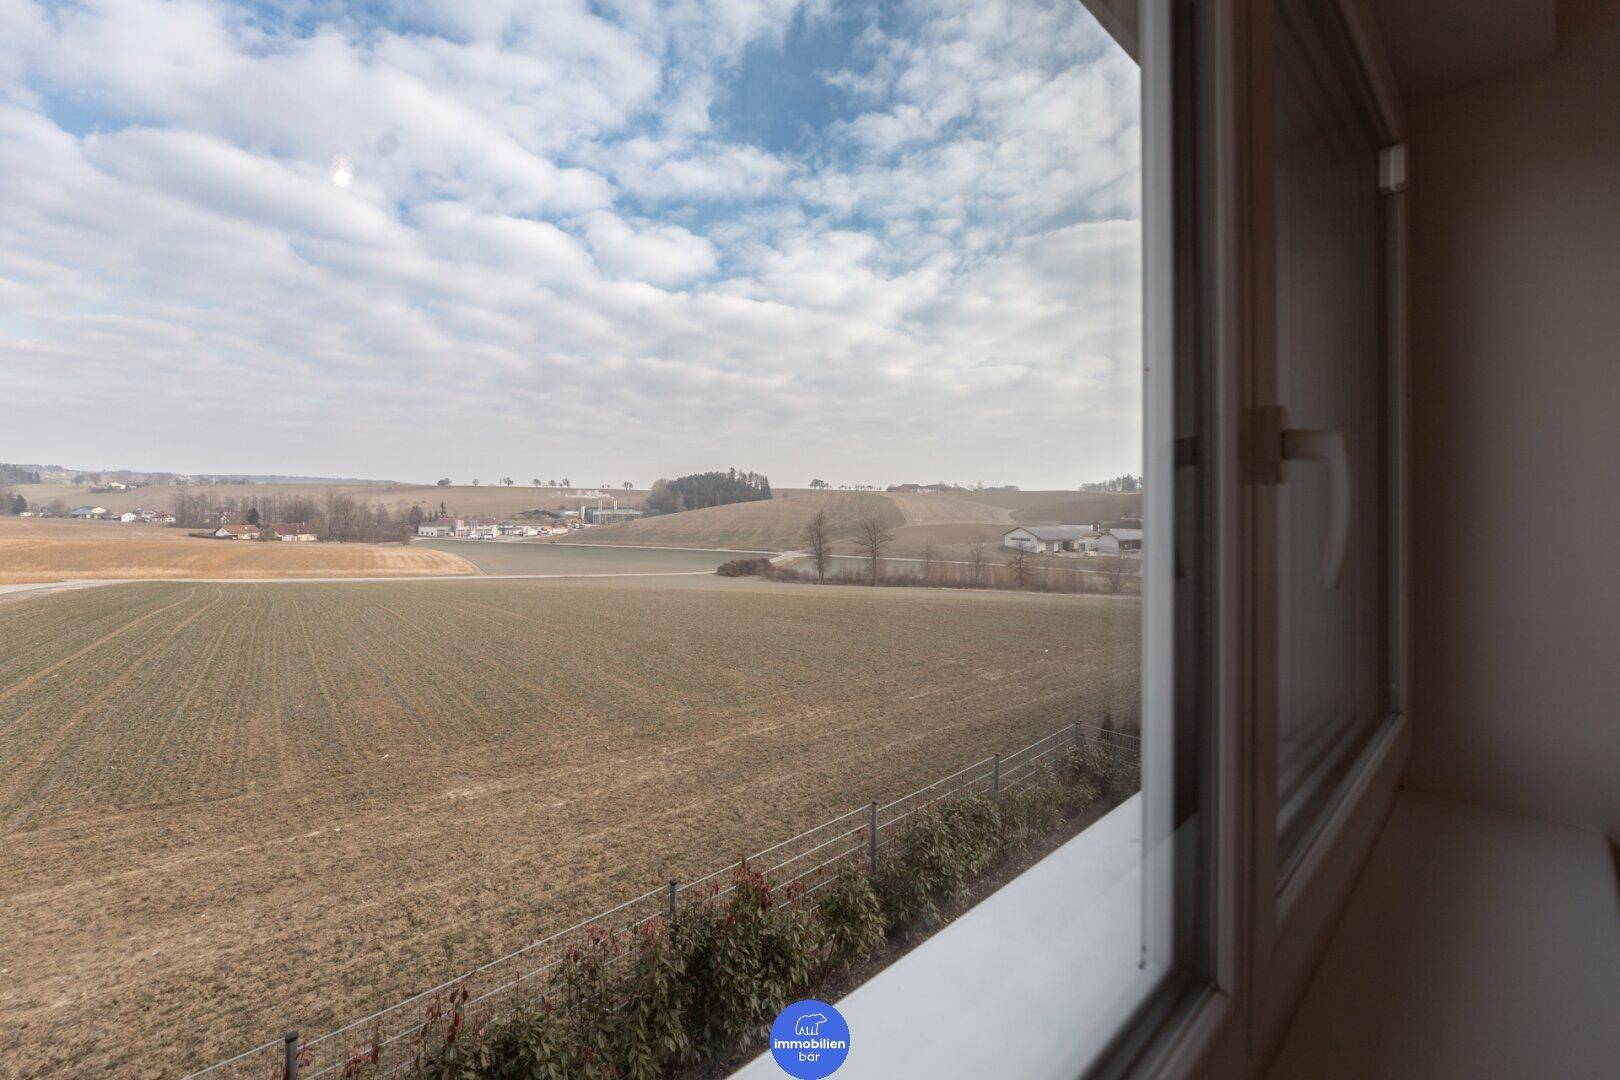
[0,520,474,584]
[0,577,1139,1076]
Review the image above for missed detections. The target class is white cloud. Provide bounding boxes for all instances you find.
[581,211,718,286]
[0,0,1143,488]
[84,127,403,246]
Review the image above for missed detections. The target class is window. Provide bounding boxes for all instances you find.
[1270,0,1398,879]
[0,1,1236,1078]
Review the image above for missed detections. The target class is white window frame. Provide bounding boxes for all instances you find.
[1135,1,1413,1075]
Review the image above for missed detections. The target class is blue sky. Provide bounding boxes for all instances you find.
[0,0,1140,488]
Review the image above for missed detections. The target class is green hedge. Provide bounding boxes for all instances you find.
[345,743,1130,1080]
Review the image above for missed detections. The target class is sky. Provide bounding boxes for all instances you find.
[0,0,1141,490]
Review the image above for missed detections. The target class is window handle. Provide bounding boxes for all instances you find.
[1281,427,1352,589]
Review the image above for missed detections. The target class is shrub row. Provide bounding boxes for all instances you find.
[341,743,1136,1080]
[718,559,1129,596]
[714,558,774,577]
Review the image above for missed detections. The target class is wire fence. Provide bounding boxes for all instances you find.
[182,719,1140,1080]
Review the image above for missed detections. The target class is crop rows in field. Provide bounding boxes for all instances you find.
[0,577,1139,1076]
[0,523,475,584]
[414,538,762,575]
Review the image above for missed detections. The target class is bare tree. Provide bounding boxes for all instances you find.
[803,508,833,581]
[855,516,894,585]
[283,496,317,524]
[921,542,937,583]
[321,489,360,541]
[1101,555,1130,594]
[1006,546,1032,589]
[968,537,990,585]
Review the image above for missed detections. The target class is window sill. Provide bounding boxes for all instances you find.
[732,794,1163,1079]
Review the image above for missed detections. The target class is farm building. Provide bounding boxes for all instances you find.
[69,505,109,519]
[1002,525,1097,554]
[416,522,452,538]
[214,523,258,539]
[1095,527,1143,555]
[584,506,644,525]
[264,522,317,541]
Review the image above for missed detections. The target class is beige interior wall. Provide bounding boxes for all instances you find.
[1406,10,1620,843]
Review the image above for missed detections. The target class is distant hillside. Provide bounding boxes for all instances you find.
[554,490,901,552]
[188,473,394,485]
[951,489,1141,526]
[553,487,1138,554]
[10,481,644,519]
[550,487,1148,556]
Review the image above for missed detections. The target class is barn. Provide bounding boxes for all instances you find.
[1001,525,1096,554]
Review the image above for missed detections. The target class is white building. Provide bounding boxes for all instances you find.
[1002,525,1097,554]
[416,523,452,537]
[1095,527,1143,556]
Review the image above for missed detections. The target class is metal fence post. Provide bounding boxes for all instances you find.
[283,1031,298,1080]
[1074,720,1084,751]
[667,879,677,928]
[867,801,878,874]
[992,753,1001,797]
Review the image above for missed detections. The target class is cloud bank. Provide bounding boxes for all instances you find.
[0,0,1140,488]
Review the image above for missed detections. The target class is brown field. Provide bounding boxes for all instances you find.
[8,481,644,520]
[952,489,1142,525]
[841,521,1012,559]
[0,576,1138,1076]
[560,489,904,551]
[880,490,1014,527]
[567,488,1141,554]
[0,519,475,584]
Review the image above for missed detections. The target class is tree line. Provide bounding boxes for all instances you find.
[1079,474,1140,492]
[170,489,418,542]
[644,468,772,515]
[789,509,1133,594]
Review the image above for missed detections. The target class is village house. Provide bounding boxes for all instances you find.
[1094,527,1143,556]
[213,523,258,539]
[263,522,317,542]
[415,522,452,538]
[69,505,108,519]
[1001,524,1098,554]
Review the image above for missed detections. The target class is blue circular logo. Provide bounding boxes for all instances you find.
[769,998,850,1078]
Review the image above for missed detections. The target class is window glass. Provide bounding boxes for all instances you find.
[0,1,1187,1076]
[1273,0,1391,869]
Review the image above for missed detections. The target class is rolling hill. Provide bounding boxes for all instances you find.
[951,489,1141,526]
[553,490,901,552]
[6,482,644,520]
[554,488,1141,554]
